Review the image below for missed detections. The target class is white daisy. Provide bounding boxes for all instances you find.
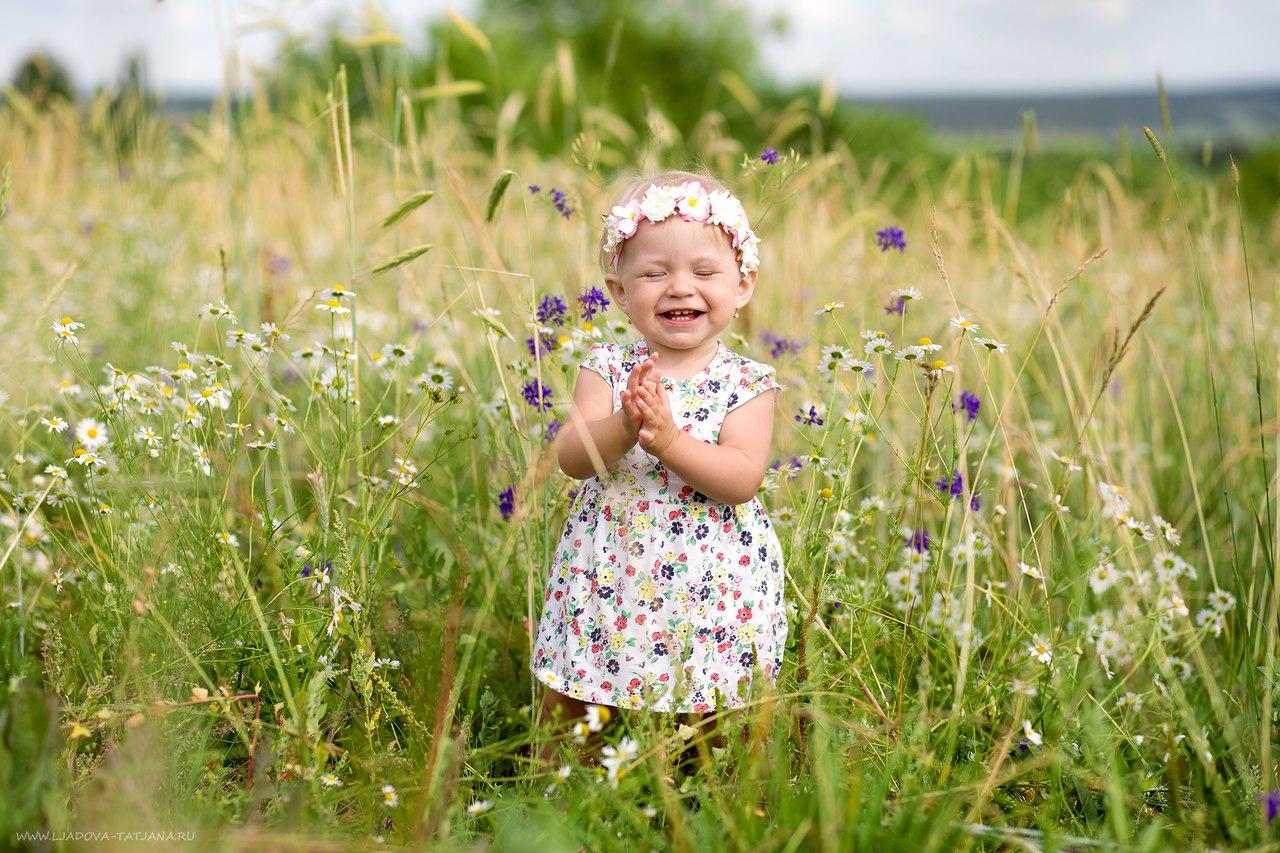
[863,336,893,356]
[389,457,418,487]
[1019,562,1045,581]
[76,418,109,450]
[1153,514,1181,545]
[316,297,350,316]
[416,366,455,395]
[52,315,85,344]
[1027,635,1052,665]
[1089,560,1117,595]
[1095,629,1124,661]
[201,300,238,323]
[1207,588,1236,613]
[599,736,639,788]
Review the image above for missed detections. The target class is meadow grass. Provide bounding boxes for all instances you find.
[0,60,1277,851]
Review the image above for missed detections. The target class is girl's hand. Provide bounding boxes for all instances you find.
[633,377,680,457]
[619,355,658,441]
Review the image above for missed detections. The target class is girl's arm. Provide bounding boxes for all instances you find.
[555,367,640,480]
[632,384,777,505]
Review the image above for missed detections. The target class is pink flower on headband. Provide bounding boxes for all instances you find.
[611,201,641,238]
[601,181,761,276]
[675,182,711,222]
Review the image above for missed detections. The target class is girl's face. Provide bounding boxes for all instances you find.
[604,213,756,354]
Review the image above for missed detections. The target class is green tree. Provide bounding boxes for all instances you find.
[432,0,763,136]
[10,51,75,109]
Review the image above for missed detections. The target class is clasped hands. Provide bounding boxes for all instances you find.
[619,354,681,457]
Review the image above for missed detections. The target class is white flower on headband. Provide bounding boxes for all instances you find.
[638,184,679,222]
[603,181,761,276]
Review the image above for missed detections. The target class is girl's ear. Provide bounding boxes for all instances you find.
[604,273,627,313]
[736,269,758,310]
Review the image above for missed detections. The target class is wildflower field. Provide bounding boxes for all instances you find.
[1,46,1279,851]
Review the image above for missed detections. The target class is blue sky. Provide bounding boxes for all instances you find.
[4,0,1279,96]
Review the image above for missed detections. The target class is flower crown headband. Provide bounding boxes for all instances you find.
[601,181,761,277]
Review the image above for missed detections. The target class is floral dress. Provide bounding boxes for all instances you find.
[531,338,788,713]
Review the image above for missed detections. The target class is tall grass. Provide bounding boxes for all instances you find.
[0,44,1277,850]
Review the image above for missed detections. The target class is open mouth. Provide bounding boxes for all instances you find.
[658,309,704,324]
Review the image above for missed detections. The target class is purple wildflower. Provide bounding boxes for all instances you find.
[265,251,292,277]
[526,332,557,359]
[769,456,804,480]
[936,470,964,498]
[794,405,824,427]
[528,184,540,194]
[761,331,802,360]
[548,187,574,219]
[969,491,981,511]
[883,296,906,316]
[952,390,980,422]
[522,379,553,412]
[536,295,568,326]
[578,286,610,322]
[498,485,515,520]
[876,225,906,252]
[760,147,779,165]
[906,528,930,553]
[545,419,562,443]
[1261,790,1280,824]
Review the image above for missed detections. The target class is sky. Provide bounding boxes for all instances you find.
[3,0,1280,97]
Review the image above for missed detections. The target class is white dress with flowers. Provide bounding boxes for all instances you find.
[531,338,788,713]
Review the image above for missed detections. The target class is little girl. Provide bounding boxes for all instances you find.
[531,169,787,749]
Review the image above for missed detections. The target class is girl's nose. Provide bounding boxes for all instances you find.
[666,273,696,294]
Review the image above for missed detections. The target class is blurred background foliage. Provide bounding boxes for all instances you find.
[4,0,1279,226]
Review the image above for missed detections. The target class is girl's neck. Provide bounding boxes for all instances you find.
[642,338,720,381]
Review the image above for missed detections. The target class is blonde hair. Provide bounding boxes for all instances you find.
[597,168,739,274]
